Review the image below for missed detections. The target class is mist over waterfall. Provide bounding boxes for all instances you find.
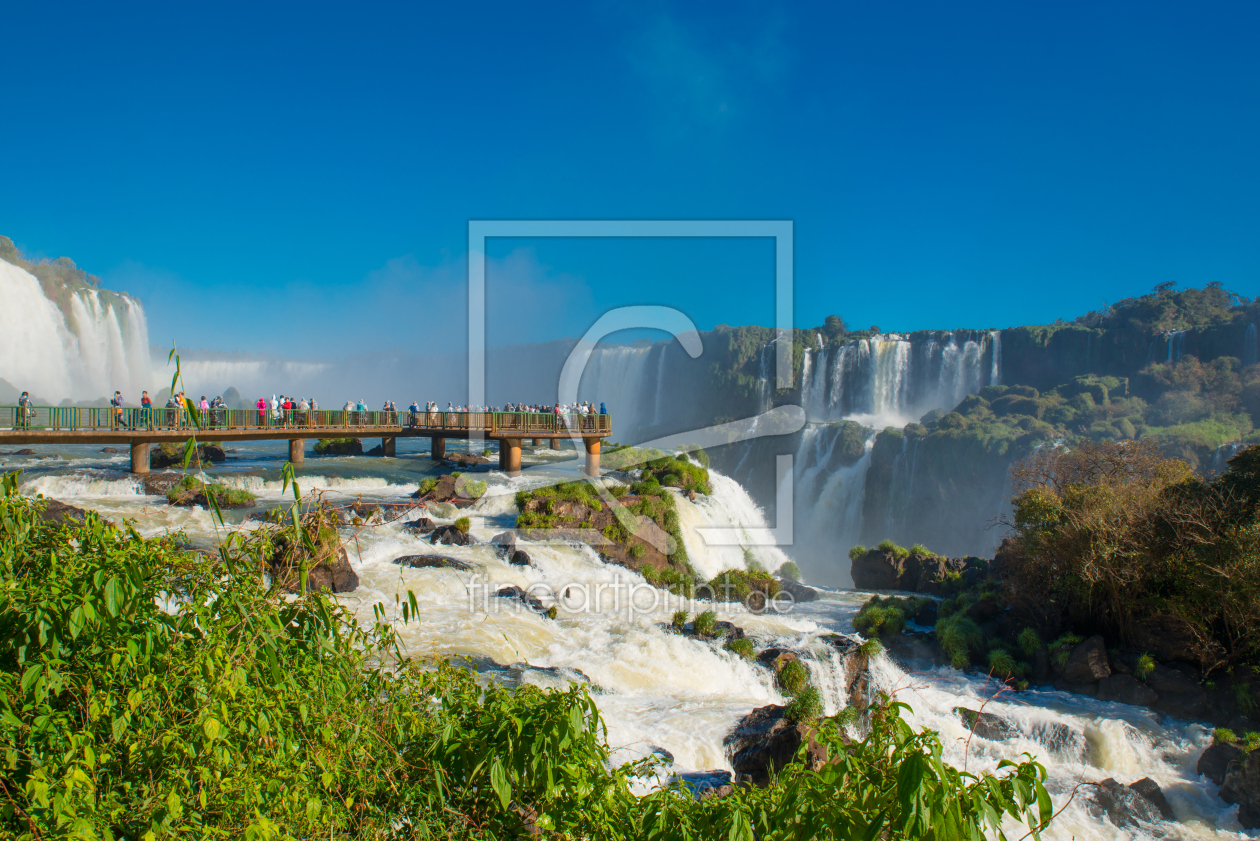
[0,258,152,403]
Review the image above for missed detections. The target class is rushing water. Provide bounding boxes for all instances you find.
[6,440,1251,838]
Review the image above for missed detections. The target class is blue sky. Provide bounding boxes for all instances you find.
[2,1,1258,357]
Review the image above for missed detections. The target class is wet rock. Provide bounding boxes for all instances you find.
[913,600,939,625]
[1032,721,1085,759]
[1129,777,1175,821]
[430,525,475,546]
[141,472,187,495]
[100,446,122,453]
[672,770,733,800]
[315,438,364,456]
[1220,748,1260,828]
[954,707,1019,741]
[1062,635,1111,684]
[406,516,437,533]
[271,547,359,594]
[850,548,925,590]
[9,448,36,456]
[510,549,533,567]
[496,585,552,615]
[489,530,517,557]
[40,498,87,525]
[365,444,384,456]
[723,705,830,787]
[650,746,675,763]
[1148,665,1208,719]
[822,635,873,709]
[1087,777,1167,828]
[775,577,819,603]
[915,556,989,595]
[444,451,492,467]
[1199,741,1244,786]
[150,443,226,469]
[757,648,799,671]
[963,595,1001,624]
[1053,678,1100,697]
[392,554,477,572]
[1097,674,1159,707]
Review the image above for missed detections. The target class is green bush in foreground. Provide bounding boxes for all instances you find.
[0,475,1056,840]
[778,659,809,697]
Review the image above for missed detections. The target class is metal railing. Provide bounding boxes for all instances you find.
[2,406,611,436]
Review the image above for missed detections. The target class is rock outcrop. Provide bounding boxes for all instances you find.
[150,443,227,469]
[1062,636,1111,684]
[392,554,477,572]
[1087,777,1173,828]
[1220,748,1260,828]
[271,546,359,594]
[850,548,988,594]
[39,498,87,525]
[1198,741,1244,786]
[775,577,819,603]
[723,705,830,787]
[430,525,475,546]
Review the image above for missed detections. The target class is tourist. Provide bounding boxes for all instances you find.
[17,391,33,429]
[257,397,267,427]
[409,401,419,427]
[599,402,607,415]
[298,397,309,426]
[141,391,153,428]
[111,391,126,429]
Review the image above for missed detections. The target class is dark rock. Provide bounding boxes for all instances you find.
[510,549,533,567]
[713,621,745,641]
[100,447,121,453]
[775,577,819,603]
[1148,665,1208,718]
[271,547,359,594]
[1199,741,1244,786]
[40,498,87,525]
[1220,748,1260,827]
[365,445,384,456]
[489,530,517,557]
[851,549,924,591]
[757,648,799,671]
[650,746,674,763]
[406,516,437,533]
[1087,777,1166,828]
[12,448,37,456]
[1062,635,1111,684]
[723,705,830,787]
[1032,722,1085,759]
[963,595,1001,624]
[150,443,227,469]
[1132,619,1203,664]
[1129,777,1175,821]
[914,600,938,625]
[444,451,492,466]
[200,444,227,462]
[392,554,477,572]
[915,555,989,595]
[955,707,1019,741]
[496,585,550,614]
[1097,674,1159,707]
[672,770,733,800]
[430,525,474,546]
[821,635,873,709]
[1053,678,1100,697]
[141,472,187,495]
[315,438,364,456]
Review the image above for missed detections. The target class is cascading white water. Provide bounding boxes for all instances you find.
[0,259,152,402]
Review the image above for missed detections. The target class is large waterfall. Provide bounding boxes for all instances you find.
[0,258,152,404]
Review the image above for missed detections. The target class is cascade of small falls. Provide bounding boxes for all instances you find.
[0,258,152,403]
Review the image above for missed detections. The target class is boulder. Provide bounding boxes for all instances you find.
[963,595,1001,624]
[365,444,384,456]
[9,448,36,456]
[1032,722,1085,759]
[1220,748,1260,828]
[510,549,533,567]
[406,517,437,534]
[1062,636,1111,684]
[141,472,188,495]
[489,530,517,557]
[671,770,733,800]
[915,556,989,595]
[271,547,359,594]
[955,707,1019,741]
[1097,674,1159,707]
[1087,777,1167,828]
[723,705,830,787]
[444,451,492,467]
[822,635,873,709]
[1129,777,1175,821]
[40,498,87,525]
[392,554,477,572]
[1147,665,1208,719]
[1198,741,1244,786]
[496,585,552,616]
[775,577,819,603]
[150,443,226,469]
[851,549,924,591]
[757,648,799,671]
[101,447,122,453]
[314,438,364,456]
[430,525,474,546]
[913,600,938,625]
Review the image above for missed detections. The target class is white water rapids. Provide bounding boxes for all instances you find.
[7,443,1250,839]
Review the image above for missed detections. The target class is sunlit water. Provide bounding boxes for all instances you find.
[6,441,1253,838]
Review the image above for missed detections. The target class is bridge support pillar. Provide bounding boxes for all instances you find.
[499,438,522,475]
[289,439,305,463]
[532,438,543,447]
[550,437,562,451]
[382,437,396,457]
[584,439,601,477]
[130,442,150,474]
[431,437,446,460]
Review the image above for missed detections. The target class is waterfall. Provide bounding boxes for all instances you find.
[989,330,1001,386]
[1245,324,1257,367]
[0,258,152,403]
[1166,331,1187,365]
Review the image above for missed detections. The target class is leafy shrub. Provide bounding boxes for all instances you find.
[453,516,471,534]
[706,569,780,604]
[778,560,802,581]
[416,476,438,496]
[671,609,688,631]
[778,659,809,696]
[1135,652,1156,681]
[853,599,906,637]
[725,638,755,660]
[694,610,717,638]
[1214,728,1237,745]
[848,545,868,561]
[1049,634,1083,670]
[784,686,823,723]
[1235,682,1258,714]
[1017,628,1042,659]
[909,543,937,557]
[987,649,1018,679]
[457,478,487,499]
[859,638,884,658]
[628,543,646,559]
[937,615,984,671]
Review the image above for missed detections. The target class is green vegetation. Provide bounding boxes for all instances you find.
[453,516,471,534]
[693,609,718,638]
[1005,441,1260,673]
[909,543,938,557]
[165,475,255,508]
[778,560,801,581]
[671,610,688,632]
[628,543,646,559]
[313,437,360,455]
[725,638,756,660]
[784,686,824,724]
[1214,727,1238,745]
[641,453,712,495]
[706,568,781,604]
[0,471,1057,840]
[987,649,1021,680]
[937,615,984,670]
[778,659,809,697]
[847,545,868,561]
[859,638,884,658]
[1017,628,1042,659]
[876,539,910,560]
[1135,653,1156,681]
[853,598,906,637]
[457,477,487,499]
[416,476,438,496]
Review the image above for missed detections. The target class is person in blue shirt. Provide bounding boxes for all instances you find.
[599,402,607,415]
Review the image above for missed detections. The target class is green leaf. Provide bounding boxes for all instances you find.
[490,756,511,810]
[203,717,221,741]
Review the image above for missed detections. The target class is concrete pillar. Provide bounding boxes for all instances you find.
[431,437,446,460]
[130,442,150,474]
[532,438,543,447]
[499,438,522,475]
[584,438,601,477]
[289,438,305,463]
[550,437,562,451]
[382,437,396,457]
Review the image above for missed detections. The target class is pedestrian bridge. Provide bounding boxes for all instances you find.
[1,406,611,476]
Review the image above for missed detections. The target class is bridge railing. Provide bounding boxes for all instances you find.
[2,406,611,435]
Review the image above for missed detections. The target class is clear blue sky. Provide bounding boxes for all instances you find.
[3,1,1258,357]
